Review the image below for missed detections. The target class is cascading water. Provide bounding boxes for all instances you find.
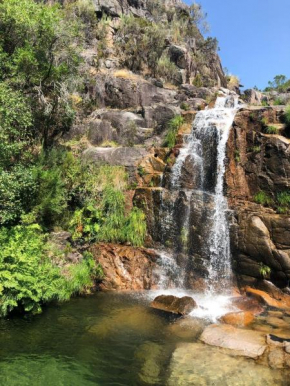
[156,90,241,296]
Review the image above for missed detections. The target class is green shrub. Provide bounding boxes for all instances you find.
[254,191,272,206]
[260,117,268,127]
[180,102,190,111]
[259,263,271,279]
[234,150,241,163]
[252,146,261,153]
[116,15,166,75]
[156,54,179,83]
[0,225,96,317]
[266,126,279,134]
[193,74,203,87]
[284,105,290,129]
[261,100,269,107]
[165,115,184,148]
[273,97,285,106]
[277,192,290,208]
[0,166,37,225]
[69,187,146,247]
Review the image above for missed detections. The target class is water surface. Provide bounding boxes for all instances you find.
[0,292,289,385]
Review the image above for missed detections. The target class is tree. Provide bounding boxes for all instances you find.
[265,74,289,92]
[0,0,83,147]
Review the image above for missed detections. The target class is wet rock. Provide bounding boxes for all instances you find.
[246,287,290,310]
[151,295,197,316]
[220,311,255,327]
[230,296,264,315]
[200,324,267,359]
[90,243,158,290]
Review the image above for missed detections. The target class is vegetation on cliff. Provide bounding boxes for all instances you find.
[0,0,147,316]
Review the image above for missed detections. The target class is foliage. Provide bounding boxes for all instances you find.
[261,100,269,107]
[156,54,179,83]
[259,263,271,279]
[266,126,279,134]
[180,102,190,111]
[273,97,285,106]
[116,15,166,75]
[0,225,96,316]
[0,83,33,166]
[165,115,185,149]
[277,192,290,213]
[234,150,240,163]
[254,191,272,206]
[0,0,83,147]
[193,74,203,87]
[227,75,240,90]
[69,186,146,247]
[0,166,37,226]
[264,75,290,93]
[252,146,261,153]
[284,105,290,130]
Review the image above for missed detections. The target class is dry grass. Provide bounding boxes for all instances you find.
[114,69,139,80]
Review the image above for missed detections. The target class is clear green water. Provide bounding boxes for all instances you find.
[0,292,289,386]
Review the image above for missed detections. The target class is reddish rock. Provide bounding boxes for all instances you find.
[230,296,264,315]
[220,311,255,327]
[245,287,290,310]
[91,243,157,290]
[151,295,197,316]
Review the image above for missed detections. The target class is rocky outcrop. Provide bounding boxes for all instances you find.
[225,106,290,290]
[91,243,158,290]
[151,294,197,315]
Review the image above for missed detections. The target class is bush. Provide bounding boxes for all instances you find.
[266,126,279,134]
[284,105,290,129]
[0,0,83,147]
[156,54,179,83]
[254,191,272,206]
[0,166,37,226]
[165,115,185,148]
[180,102,190,111]
[277,191,290,207]
[69,186,146,247]
[0,225,96,316]
[116,15,166,75]
[273,97,285,106]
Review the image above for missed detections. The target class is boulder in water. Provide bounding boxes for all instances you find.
[151,295,197,315]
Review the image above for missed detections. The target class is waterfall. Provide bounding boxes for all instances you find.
[156,91,241,294]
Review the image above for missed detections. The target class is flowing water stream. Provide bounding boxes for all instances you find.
[154,91,242,316]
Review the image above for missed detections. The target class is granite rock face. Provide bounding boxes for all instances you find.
[91,243,158,290]
[225,106,290,289]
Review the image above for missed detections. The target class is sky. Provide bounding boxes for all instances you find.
[185,0,290,89]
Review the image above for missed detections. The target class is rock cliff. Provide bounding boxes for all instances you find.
[61,0,290,296]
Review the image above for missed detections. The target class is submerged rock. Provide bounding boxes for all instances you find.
[168,342,287,386]
[200,324,267,359]
[151,295,197,315]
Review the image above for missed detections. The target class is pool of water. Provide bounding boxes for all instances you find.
[0,292,289,386]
